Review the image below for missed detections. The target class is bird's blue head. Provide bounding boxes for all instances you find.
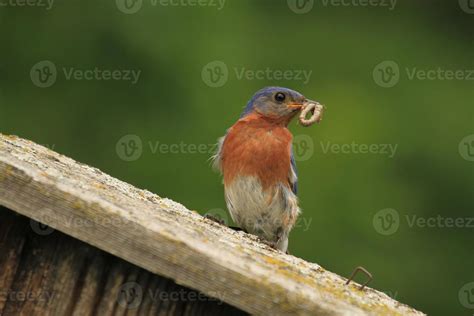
[241,87,313,121]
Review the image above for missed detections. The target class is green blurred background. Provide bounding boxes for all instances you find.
[1,0,473,314]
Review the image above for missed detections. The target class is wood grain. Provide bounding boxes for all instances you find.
[0,206,246,316]
[0,134,425,316]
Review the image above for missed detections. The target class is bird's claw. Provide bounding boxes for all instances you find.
[258,238,278,249]
[203,214,245,232]
[204,214,226,225]
[258,238,290,254]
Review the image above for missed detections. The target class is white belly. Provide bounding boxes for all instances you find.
[224,176,300,251]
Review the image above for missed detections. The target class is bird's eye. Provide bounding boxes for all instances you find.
[275,92,286,102]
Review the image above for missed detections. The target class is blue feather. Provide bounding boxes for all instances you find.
[290,147,298,195]
[240,86,304,118]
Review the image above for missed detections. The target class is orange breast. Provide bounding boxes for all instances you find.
[221,113,293,191]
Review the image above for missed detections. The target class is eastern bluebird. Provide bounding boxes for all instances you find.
[212,87,322,252]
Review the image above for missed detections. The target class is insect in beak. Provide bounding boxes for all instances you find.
[299,100,324,127]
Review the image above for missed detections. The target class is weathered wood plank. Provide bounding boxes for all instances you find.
[0,207,246,316]
[0,134,425,316]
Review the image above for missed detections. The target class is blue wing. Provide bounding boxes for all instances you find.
[290,147,298,195]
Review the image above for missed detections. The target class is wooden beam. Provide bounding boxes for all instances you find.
[0,206,246,315]
[0,134,425,316]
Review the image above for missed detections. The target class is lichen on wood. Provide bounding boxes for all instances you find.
[0,134,425,316]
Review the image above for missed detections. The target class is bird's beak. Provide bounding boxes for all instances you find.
[287,102,304,111]
[287,99,321,111]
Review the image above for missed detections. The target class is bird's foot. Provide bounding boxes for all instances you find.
[229,226,245,232]
[203,214,245,232]
[258,237,280,250]
[258,236,290,254]
[204,214,226,225]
